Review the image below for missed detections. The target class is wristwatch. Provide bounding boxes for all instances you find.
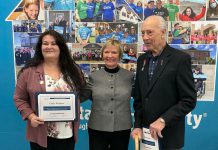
[160,118,165,124]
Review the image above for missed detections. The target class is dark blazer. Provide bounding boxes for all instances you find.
[133,44,196,149]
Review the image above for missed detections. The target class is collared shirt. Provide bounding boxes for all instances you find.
[148,52,159,82]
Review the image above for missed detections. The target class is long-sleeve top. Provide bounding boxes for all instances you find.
[179,7,206,21]
[81,67,134,131]
[102,2,115,22]
[14,64,80,148]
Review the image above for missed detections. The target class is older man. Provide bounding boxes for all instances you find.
[131,15,196,150]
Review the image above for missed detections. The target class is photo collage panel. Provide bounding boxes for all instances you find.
[7,0,218,101]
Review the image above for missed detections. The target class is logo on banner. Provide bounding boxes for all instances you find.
[186,112,207,129]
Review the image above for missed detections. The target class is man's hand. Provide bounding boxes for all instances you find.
[28,113,44,128]
[149,118,165,140]
[131,128,142,140]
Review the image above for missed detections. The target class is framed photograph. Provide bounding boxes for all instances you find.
[56,13,64,20]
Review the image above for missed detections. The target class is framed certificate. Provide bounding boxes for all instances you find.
[36,92,78,122]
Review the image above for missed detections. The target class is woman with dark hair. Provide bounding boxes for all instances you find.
[179,6,206,21]
[14,30,85,150]
[81,39,134,150]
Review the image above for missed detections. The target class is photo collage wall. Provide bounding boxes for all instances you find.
[7,0,218,101]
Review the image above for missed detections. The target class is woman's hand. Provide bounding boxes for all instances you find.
[28,113,44,127]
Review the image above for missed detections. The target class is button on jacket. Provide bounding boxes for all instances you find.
[82,67,134,132]
[133,44,196,148]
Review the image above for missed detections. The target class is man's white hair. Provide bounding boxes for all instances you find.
[157,16,167,30]
[145,15,166,30]
[157,16,167,41]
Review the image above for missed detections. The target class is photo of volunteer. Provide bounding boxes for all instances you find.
[14,30,85,150]
[76,0,115,22]
[76,22,93,44]
[16,0,39,20]
[15,0,45,20]
[44,0,75,10]
[80,39,134,150]
[95,23,138,44]
[179,5,206,21]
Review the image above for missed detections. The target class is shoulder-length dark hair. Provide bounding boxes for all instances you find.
[19,30,85,91]
[182,7,196,19]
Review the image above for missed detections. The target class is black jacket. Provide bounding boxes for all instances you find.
[133,44,196,149]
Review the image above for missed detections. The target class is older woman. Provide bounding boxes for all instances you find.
[81,39,134,150]
[14,30,85,150]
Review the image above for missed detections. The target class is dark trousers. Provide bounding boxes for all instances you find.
[88,128,131,150]
[30,136,75,150]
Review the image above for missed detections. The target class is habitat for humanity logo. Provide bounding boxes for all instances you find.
[186,112,207,129]
[79,106,91,131]
[80,105,207,130]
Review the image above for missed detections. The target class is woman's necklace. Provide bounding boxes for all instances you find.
[105,71,114,82]
[104,66,119,82]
